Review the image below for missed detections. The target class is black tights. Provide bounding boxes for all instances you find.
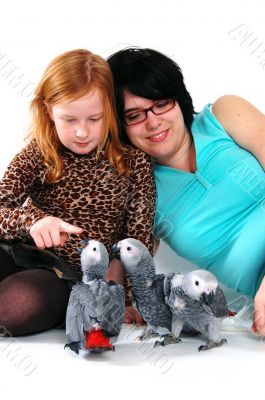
[0,248,71,336]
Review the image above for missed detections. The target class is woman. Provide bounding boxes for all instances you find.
[108,47,265,337]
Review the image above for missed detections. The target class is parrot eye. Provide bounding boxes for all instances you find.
[127,246,131,251]
[93,247,97,251]
[195,280,199,286]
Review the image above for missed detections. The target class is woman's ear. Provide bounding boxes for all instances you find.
[44,102,54,120]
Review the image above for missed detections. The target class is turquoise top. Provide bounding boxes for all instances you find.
[154,104,265,297]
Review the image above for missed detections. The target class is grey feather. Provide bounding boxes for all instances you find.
[113,238,201,339]
[201,286,228,318]
[167,270,229,350]
[65,239,125,353]
[66,280,125,343]
[114,238,172,332]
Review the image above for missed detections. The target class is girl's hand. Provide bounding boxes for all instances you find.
[124,305,144,326]
[252,276,265,336]
[30,216,83,249]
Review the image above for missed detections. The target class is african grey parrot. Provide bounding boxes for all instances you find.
[65,239,125,354]
[112,238,180,347]
[164,269,229,351]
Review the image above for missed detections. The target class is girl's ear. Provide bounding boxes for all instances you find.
[44,102,54,121]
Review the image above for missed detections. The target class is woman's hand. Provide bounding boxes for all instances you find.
[252,276,265,336]
[124,305,145,326]
[30,216,83,249]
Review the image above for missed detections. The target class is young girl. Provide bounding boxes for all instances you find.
[0,49,155,336]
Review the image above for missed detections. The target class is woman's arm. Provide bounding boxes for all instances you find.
[212,95,265,168]
[253,276,265,336]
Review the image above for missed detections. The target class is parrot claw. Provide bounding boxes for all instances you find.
[64,341,81,355]
[136,328,159,342]
[198,338,227,352]
[89,345,115,353]
[154,334,182,348]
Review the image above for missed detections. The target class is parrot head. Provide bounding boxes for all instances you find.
[112,238,154,276]
[181,270,218,302]
[80,239,109,280]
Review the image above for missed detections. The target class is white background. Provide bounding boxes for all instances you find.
[1,0,265,176]
[0,1,265,399]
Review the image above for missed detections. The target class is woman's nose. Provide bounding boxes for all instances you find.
[145,110,161,130]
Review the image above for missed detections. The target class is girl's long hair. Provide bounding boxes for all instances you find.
[27,49,128,182]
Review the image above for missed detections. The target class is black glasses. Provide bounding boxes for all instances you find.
[123,99,176,126]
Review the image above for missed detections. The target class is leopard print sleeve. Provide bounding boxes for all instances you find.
[0,142,50,239]
[122,147,156,255]
[121,148,156,306]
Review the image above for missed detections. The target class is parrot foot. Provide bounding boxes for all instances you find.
[89,345,115,353]
[64,341,81,355]
[136,328,159,342]
[154,334,182,348]
[198,338,227,352]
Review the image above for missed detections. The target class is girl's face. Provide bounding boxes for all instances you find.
[49,88,104,155]
[123,90,188,164]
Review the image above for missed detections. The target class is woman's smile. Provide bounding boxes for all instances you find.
[148,129,169,142]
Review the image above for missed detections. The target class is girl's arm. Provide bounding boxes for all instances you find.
[118,148,156,324]
[0,142,83,248]
[122,147,156,254]
[0,142,49,239]
[212,95,265,168]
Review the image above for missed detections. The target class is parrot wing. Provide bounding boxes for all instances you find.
[99,282,125,336]
[201,286,229,318]
[137,274,172,330]
[163,272,176,302]
[75,280,125,337]
[151,273,173,312]
[65,283,92,343]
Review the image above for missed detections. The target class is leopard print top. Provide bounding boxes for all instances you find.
[0,141,156,303]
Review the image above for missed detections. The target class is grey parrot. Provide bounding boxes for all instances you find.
[112,238,181,347]
[65,239,125,354]
[164,269,229,351]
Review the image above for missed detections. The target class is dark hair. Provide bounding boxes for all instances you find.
[107,47,196,143]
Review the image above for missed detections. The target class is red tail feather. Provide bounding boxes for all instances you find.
[85,328,113,349]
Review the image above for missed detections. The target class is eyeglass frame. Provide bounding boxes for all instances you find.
[123,99,176,126]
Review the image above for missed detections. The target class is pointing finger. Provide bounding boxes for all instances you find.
[59,221,83,235]
[60,232,68,247]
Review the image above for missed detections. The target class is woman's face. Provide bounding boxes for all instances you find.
[49,88,104,155]
[123,90,188,164]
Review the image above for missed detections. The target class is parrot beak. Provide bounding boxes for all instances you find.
[76,238,90,255]
[80,238,90,246]
[76,247,83,255]
[201,291,214,305]
[112,243,120,260]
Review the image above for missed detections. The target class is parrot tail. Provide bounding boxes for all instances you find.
[85,328,114,352]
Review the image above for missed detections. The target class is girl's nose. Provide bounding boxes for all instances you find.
[75,126,88,138]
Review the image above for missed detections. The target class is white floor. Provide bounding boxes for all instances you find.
[0,242,264,400]
[1,326,264,400]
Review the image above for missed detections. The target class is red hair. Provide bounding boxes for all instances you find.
[27,49,128,182]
